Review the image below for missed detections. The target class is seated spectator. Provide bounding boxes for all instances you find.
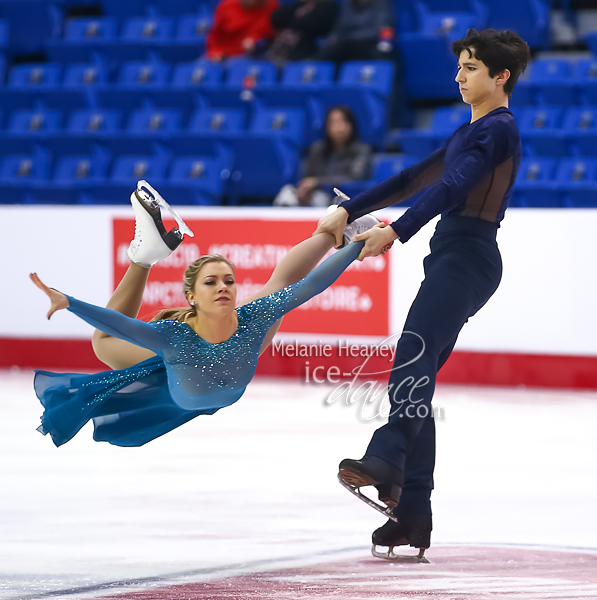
[268,0,339,62]
[317,0,395,64]
[207,0,278,61]
[274,105,371,207]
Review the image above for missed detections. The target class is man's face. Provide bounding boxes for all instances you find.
[455,49,506,105]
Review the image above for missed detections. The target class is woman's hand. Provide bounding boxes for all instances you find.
[352,223,397,261]
[313,205,349,248]
[30,273,69,320]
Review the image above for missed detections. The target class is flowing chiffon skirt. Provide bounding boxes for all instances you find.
[34,356,217,447]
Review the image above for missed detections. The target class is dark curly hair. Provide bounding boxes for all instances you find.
[452,28,531,98]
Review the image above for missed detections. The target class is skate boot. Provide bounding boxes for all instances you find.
[326,195,381,248]
[371,513,432,563]
[127,180,194,268]
[338,456,403,520]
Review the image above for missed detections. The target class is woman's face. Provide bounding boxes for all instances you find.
[327,110,353,146]
[188,261,237,316]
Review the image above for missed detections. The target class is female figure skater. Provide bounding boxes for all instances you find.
[315,29,531,561]
[32,181,381,448]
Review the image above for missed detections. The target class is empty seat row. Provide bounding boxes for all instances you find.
[5,60,393,95]
[61,15,212,44]
[512,157,597,208]
[1,61,394,146]
[0,106,306,147]
[512,58,597,107]
[398,106,597,158]
[0,149,230,205]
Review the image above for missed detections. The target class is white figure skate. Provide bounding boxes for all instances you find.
[127,180,194,268]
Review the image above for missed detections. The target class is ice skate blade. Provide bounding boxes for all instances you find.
[137,180,194,238]
[334,187,351,202]
[337,475,398,522]
[371,545,429,563]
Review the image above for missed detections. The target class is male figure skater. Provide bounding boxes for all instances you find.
[315,28,531,561]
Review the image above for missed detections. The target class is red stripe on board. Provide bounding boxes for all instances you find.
[2,338,597,389]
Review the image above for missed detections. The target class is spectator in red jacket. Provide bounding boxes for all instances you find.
[207,0,278,61]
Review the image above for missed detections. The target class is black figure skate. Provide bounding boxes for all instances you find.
[338,456,403,521]
[371,513,432,563]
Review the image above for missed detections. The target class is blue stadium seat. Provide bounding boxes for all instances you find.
[68,109,123,136]
[252,63,334,144]
[189,108,246,135]
[527,58,575,106]
[0,146,50,186]
[564,108,597,157]
[53,148,111,186]
[222,107,304,197]
[226,136,300,198]
[167,155,229,205]
[226,61,277,88]
[509,74,534,107]
[281,62,335,88]
[337,61,394,96]
[415,1,486,42]
[172,61,222,89]
[485,0,549,49]
[399,33,458,99]
[64,17,117,43]
[249,106,305,146]
[321,62,395,146]
[9,109,62,136]
[110,155,168,184]
[63,63,107,87]
[0,52,5,86]
[127,108,182,135]
[9,64,61,89]
[176,12,212,43]
[572,59,597,105]
[512,157,559,207]
[399,105,469,157]
[118,61,170,88]
[121,17,173,43]
[556,158,597,207]
[518,107,567,157]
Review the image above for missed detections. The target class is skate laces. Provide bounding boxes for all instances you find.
[137,180,195,238]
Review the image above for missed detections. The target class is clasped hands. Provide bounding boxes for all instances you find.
[313,206,397,261]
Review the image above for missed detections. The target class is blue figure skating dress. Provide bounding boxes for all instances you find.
[34,242,362,447]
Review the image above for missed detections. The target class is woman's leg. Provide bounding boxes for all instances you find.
[92,263,156,370]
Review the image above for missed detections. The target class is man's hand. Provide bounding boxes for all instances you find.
[313,206,348,248]
[352,223,398,261]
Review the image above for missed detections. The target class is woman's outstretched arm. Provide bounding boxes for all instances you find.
[31,273,166,355]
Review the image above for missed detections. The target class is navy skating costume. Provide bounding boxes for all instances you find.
[340,106,521,518]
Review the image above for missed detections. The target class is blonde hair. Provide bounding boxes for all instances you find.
[151,254,236,323]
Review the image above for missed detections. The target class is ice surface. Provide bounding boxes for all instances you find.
[1,370,596,599]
